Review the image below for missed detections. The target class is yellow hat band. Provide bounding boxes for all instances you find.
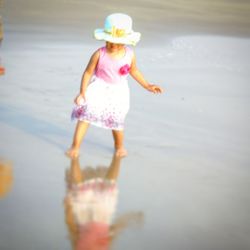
[105,26,127,38]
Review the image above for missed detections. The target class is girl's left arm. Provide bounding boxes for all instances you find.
[129,52,163,94]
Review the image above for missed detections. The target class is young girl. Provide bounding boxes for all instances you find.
[66,13,163,158]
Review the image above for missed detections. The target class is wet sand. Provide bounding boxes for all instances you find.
[1,0,250,249]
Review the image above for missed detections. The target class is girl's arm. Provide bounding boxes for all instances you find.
[129,52,163,94]
[109,212,144,241]
[74,50,100,105]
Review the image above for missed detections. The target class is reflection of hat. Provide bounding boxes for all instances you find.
[77,222,109,250]
[94,13,141,46]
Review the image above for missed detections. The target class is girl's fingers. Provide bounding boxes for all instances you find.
[152,86,163,93]
[74,94,86,105]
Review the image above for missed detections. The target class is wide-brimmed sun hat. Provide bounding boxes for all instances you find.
[94,13,141,46]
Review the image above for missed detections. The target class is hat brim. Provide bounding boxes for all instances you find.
[94,29,141,46]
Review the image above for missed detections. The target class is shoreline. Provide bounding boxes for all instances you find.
[1,0,250,45]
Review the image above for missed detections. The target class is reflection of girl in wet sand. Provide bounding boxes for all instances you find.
[64,155,143,250]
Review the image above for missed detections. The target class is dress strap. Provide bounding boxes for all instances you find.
[99,47,106,58]
[125,46,134,60]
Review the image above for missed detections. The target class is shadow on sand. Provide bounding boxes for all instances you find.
[0,104,69,150]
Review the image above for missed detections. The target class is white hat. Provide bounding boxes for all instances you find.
[94,13,141,46]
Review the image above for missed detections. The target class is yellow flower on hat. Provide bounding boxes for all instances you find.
[111,26,126,38]
[94,13,141,46]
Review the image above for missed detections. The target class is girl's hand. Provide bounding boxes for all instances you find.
[147,84,163,94]
[74,93,85,105]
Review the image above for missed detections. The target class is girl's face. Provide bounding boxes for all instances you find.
[106,42,124,52]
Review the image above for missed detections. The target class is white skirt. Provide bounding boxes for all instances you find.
[71,76,130,130]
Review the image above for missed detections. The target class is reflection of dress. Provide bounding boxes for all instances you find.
[67,178,118,226]
[66,177,118,249]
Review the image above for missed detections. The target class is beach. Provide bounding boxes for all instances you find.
[0,0,250,249]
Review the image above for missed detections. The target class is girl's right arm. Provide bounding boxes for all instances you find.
[74,50,100,105]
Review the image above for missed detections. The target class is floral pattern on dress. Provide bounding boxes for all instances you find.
[72,105,124,130]
[71,105,87,120]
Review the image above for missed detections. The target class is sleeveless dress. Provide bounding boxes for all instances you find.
[71,46,133,131]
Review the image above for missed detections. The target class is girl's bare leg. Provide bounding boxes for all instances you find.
[66,121,89,158]
[112,130,127,157]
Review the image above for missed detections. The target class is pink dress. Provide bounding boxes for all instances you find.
[71,46,133,130]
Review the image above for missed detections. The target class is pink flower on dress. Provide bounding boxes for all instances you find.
[104,116,115,128]
[119,64,130,75]
[72,105,86,119]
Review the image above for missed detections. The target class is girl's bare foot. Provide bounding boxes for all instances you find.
[65,148,79,158]
[115,147,128,158]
